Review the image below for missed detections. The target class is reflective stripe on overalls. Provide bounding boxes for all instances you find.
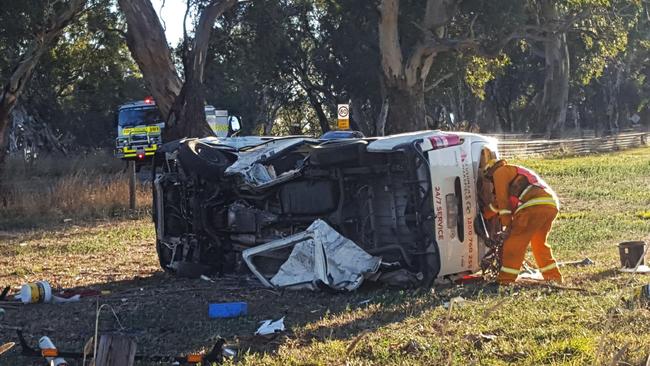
[489,203,512,216]
[509,166,559,213]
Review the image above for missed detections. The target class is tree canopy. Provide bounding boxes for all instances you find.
[0,0,648,156]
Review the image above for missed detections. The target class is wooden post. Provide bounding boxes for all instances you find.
[128,160,136,211]
[94,334,137,366]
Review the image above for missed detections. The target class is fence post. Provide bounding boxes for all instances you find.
[128,160,136,211]
[94,334,137,366]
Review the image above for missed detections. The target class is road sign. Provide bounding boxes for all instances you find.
[337,104,350,130]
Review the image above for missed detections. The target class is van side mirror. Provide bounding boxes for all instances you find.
[229,116,241,132]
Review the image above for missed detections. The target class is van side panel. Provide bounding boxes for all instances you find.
[428,139,479,276]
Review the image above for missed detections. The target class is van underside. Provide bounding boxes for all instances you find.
[153,138,441,286]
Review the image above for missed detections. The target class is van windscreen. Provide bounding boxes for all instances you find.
[118,107,163,127]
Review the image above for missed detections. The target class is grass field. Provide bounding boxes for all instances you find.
[1,147,649,365]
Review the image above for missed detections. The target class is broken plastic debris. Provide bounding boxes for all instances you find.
[0,342,15,356]
[51,295,80,304]
[255,317,285,336]
[38,336,67,366]
[223,347,236,358]
[200,275,215,283]
[517,268,544,281]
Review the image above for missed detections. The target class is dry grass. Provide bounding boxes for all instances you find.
[0,151,151,229]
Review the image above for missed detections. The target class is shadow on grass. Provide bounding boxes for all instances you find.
[0,271,500,365]
[580,268,620,282]
[0,210,151,233]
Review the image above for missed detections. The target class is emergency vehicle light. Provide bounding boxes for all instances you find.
[144,96,154,104]
[137,153,145,159]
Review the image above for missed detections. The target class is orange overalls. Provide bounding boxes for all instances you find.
[484,164,563,284]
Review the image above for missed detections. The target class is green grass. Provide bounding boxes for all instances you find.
[233,147,650,365]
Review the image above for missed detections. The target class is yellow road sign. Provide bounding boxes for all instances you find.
[337,104,350,130]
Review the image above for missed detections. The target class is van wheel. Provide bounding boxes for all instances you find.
[178,139,236,180]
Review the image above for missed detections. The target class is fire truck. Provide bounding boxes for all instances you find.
[115,97,239,161]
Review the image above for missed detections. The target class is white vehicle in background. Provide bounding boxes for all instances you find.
[152,130,499,287]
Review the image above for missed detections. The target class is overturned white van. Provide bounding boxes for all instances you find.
[152,130,499,288]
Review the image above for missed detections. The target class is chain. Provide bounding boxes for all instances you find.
[480,233,506,282]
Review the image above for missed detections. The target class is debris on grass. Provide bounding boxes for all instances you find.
[243,220,381,291]
[443,296,469,310]
[0,342,15,357]
[208,302,248,318]
[255,317,285,336]
[466,333,497,349]
[199,275,215,283]
[38,336,67,366]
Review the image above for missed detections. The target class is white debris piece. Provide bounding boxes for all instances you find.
[255,317,285,336]
[272,220,381,291]
[243,220,381,291]
[517,268,544,280]
[443,296,467,309]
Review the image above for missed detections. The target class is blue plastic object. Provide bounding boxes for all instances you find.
[208,302,248,318]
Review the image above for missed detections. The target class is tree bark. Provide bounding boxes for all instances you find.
[378,0,460,134]
[0,0,86,164]
[305,88,330,134]
[537,0,570,138]
[384,84,427,134]
[117,0,182,121]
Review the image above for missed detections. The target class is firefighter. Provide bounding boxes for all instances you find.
[482,159,563,284]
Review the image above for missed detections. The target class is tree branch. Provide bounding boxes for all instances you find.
[191,0,237,83]
[425,72,454,92]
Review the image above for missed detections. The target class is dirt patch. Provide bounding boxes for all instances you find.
[0,219,421,365]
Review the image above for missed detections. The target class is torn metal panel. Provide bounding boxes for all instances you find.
[242,220,381,291]
[225,137,309,176]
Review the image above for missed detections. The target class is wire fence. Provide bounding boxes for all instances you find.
[491,129,649,158]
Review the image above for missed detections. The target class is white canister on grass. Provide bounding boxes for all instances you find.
[20,281,52,304]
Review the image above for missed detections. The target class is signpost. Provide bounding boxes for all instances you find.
[337,104,350,130]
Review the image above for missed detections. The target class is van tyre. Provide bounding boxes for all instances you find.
[177,139,236,180]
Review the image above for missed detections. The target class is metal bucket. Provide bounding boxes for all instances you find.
[618,241,647,269]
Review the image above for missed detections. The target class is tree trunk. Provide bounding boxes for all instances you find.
[305,88,330,134]
[117,0,182,120]
[0,0,86,164]
[537,0,570,138]
[378,0,459,134]
[385,84,426,134]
